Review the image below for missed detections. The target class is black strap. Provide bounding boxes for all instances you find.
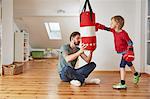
[82,0,93,12]
[82,0,88,11]
[104,27,111,31]
[81,0,93,22]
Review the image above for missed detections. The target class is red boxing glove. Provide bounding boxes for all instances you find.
[95,23,106,31]
[123,46,134,62]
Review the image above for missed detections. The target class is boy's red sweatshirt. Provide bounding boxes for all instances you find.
[95,23,133,53]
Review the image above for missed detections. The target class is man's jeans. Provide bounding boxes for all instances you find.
[60,62,96,84]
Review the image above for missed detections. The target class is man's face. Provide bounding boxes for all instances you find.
[73,35,81,46]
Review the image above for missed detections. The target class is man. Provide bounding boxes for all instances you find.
[57,31,100,87]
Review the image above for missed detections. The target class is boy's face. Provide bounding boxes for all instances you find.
[110,18,118,29]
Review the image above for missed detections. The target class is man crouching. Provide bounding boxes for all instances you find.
[57,31,100,87]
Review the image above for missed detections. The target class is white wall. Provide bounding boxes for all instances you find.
[134,0,142,72]
[2,0,14,65]
[141,0,146,73]
[79,0,142,71]
[15,16,79,49]
[14,22,20,33]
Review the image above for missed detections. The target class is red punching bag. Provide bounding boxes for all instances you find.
[80,0,96,51]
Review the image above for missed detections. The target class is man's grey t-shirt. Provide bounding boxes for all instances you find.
[57,44,80,74]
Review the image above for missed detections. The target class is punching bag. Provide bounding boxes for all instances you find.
[80,0,96,51]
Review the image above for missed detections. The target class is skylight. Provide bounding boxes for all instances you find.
[44,22,62,40]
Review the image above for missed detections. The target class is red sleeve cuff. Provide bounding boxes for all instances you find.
[95,23,106,31]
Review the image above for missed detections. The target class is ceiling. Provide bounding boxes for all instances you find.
[14,0,80,49]
[14,0,80,17]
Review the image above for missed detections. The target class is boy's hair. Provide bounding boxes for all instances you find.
[111,15,124,29]
[70,31,80,41]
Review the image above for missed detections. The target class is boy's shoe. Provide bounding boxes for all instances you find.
[112,83,127,89]
[133,73,141,84]
[70,80,81,87]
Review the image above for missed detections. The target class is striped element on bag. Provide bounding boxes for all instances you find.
[80,26,96,37]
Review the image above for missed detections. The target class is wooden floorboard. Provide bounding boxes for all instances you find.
[0,59,150,99]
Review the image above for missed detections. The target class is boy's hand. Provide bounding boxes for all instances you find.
[95,23,106,31]
[127,46,134,51]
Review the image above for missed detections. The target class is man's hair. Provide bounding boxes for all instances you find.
[70,31,80,41]
[111,15,124,29]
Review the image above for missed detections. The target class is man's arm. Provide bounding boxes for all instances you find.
[64,44,87,62]
[80,51,93,63]
[64,50,83,62]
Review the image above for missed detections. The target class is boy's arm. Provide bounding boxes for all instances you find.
[95,23,111,31]
[123,33,134,51]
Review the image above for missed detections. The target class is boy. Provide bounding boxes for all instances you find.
[95,15,141,89]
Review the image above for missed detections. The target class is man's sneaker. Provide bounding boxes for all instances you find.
[85,78,100,84]
[70,80,81,87]
[112,83,127,89]
[133,73,141,84]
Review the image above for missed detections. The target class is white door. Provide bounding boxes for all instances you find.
[145,0,150,74]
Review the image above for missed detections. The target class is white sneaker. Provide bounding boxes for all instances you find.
[85,78,100,84]
[70,80,81,87]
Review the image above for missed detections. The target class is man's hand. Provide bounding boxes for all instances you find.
[79,43,87,54]
[90,50,93,54]
[64,43,87,62]
[80,49,94,63]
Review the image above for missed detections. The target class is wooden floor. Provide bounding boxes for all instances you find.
[0,59,150,99]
